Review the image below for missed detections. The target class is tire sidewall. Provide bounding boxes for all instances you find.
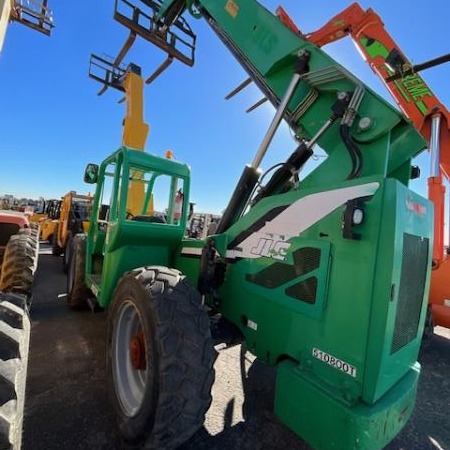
[107,276,160,443]
[67,245,76,298]
[63,233,73,273]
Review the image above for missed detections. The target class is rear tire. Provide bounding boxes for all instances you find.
[107,266,216,450]
[0,234,38,302]
[67,234,89,309]
[0,292,30,450]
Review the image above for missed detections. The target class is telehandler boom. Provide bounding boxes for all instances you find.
[70,1,433,449]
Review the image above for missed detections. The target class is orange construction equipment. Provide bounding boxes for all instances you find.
[277,3,450,334]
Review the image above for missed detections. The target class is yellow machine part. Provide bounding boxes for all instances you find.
[40,219,57,241]
[121,72,153,217]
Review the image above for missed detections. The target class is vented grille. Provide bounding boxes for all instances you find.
[293,247,321,275]
[246,247,321,289]
[391,233,429,354]
[286,277,318,304]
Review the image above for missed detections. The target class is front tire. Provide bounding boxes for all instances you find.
[67,234,89,310]
[0,293,30,449]
[62,233,73,274]
[107,266,216,450]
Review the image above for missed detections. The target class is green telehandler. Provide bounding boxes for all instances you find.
[68,1,434,449]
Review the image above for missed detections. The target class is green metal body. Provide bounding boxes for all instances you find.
[85,148,190,307]
[85,1,433,448]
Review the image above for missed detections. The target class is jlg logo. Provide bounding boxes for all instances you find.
[250,238,290,261]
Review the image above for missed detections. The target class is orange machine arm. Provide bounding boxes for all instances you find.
[277,3,450,263]
[277,3,450,175]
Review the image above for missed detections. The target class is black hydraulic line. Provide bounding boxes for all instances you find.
[341,124,363,179]
[385,53,450,82]
[215,166,261,235]
[251,111,339,205]
[349,137,363,177]
[340,125,357,179]
[251,142,314,205]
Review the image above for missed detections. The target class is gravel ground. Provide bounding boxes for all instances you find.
[22,245,450,450]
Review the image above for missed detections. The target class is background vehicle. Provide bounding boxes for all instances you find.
[277,2,450,337]
[0,209,38,448]
[66,1,434,449]
[38,199,62,244]
[0,1,52,448]
[0,209,38,299]
[52,191,92,273]
[187,211,221,238]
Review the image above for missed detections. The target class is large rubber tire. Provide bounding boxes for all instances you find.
[67,234,89,310]
[28,222,40,240]
[51,228,63,257]
[62,233,73,274]
[0,292,30,450]
[0,234,38,301]
[107,266,216,450]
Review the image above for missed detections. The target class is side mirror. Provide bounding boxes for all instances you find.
[84,163,99,184]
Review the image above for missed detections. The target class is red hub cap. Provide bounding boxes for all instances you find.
[130,332,146,370]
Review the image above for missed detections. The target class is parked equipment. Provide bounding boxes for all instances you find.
[70,1,434,449]
[37,199,62,243]
[52,191,92,273]
[0,209,38,448]
[277,2,450,336]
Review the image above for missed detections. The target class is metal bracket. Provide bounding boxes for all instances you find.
[114,0,196,67]
[89,54,138,96]
[11,0,54,35]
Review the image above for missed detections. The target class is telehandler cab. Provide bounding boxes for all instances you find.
[69,1,434,449]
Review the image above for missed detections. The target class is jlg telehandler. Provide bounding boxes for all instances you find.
[68,1,433,449]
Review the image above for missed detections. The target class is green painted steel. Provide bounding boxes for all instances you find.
[84,1,434,448]
[276,359,420,450]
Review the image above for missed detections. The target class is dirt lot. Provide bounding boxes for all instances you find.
[22,244,450,450]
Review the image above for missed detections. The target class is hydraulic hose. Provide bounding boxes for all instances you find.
[340,124,363,179]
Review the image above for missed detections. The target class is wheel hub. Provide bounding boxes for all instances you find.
[130,332,146,370]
